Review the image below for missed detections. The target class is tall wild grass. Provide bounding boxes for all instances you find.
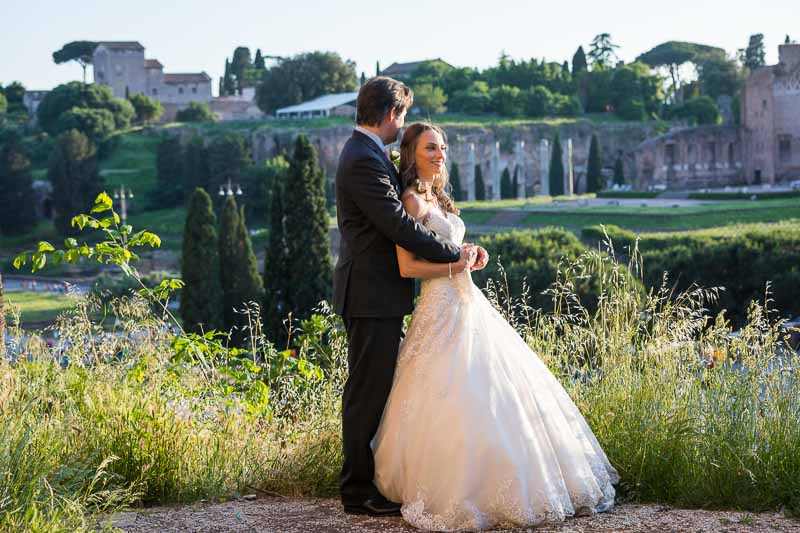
[1,236,799,531]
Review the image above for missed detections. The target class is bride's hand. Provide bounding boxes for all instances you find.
[454,246,477,273]
[470,246,489,271]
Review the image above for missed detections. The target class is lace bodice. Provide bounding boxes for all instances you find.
[419,210,472,302]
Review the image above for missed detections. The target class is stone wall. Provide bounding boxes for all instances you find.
[246,120,661,196]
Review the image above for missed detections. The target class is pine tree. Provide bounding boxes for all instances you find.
[449,162,462,201]
[284,135,333,321]
[500,167,512,199]
[218,196,263,345]
[613,156,625,186]
[49,130,104,235]
[0,129,37,235]
[512,166,520,199]
[572,46,588,75]
[180,188,223,333]
[182,135,209,196]
[548,133,564,196]
[263,166,290,343]
[586,134,603,193]
[474,164,486,201]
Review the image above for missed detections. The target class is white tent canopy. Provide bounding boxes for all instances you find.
[276,92,358,118]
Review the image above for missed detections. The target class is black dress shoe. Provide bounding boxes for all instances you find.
[344,497,402,516]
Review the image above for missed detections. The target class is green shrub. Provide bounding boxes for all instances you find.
[175,102,217,123]
[582,222,800,325]
[473,227,641,314]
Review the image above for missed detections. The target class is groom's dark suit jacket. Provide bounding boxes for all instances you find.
[333,130,460,318]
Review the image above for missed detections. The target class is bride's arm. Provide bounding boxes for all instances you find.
[396,194,471,279]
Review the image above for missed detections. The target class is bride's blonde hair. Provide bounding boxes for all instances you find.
[399,123,460,215]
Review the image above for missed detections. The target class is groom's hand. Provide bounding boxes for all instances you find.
[455,245,478,273]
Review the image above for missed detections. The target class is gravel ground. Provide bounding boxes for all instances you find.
[109,497,800,532]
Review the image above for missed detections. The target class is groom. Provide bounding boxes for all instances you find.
[333,76,487,516]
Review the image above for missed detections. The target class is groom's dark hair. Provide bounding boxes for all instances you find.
[356,76,414,126]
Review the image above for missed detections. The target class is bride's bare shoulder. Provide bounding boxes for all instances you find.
[401,188,428,219]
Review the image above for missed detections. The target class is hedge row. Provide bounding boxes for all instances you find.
[687,191,800,201]
[581,222,800,325]
[596,191,661,199]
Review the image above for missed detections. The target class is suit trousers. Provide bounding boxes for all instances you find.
[339,315,404,505]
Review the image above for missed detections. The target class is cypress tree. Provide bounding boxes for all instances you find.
[572,46,588,76]
[218,196,263,345]
[150,137,184,208]
[263,166,290,343]
[0,129,37,235]
[614,156,625,185]
[254,49,266,70]
[183,135,210,196]
[284,135,333,321]
[49,130,104,235]
[180,188,223,333]
[0,273,4,356]
[449,162,462,201]
[376,61,381,76]
[223,59,235,96]
[500,167,512,199]
[474,164,486,201]
[548,133,564,196]
[208,132,251,199]
[586,134,603,193]
[512,166,520,199]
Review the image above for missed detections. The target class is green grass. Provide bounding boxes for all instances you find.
[4,291,76,329]
[98,133,160,200]
[459,199,800,233]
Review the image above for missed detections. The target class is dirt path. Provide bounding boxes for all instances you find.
[110,497,799,532]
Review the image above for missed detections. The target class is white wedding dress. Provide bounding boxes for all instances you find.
[373,209,619,531]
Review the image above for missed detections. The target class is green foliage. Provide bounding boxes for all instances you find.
[474,164,486,201]
[37,82,134,134]
[613,156,625,185]
[586,134,603,193]
[449,162,462,201]
[500,167,513,199]
[0,129,37,235]
[1,82,27,114]
[128,93,163,124]
[180,188,223,333]
[448,81,491,113]
[182,135,209,195]
[242,155,289,224]
[490,85,522,117]
[218,196,263,345]
[582,222,800,325]
[52,40,97,82]
[670,96,721,125]
[473,227,639,314]
[697,54,743,99]
[263,165,290,343]
[572,46,588,75]
[283,135,333,322]
[255,51,358,114]
[49,130,105,235]
[54,107,116,144]
[744,34,766,71]
[175,102,216,122]
[0,92,7,114]
[588,33,620,69]
[207,132,252,196]
[412,83,448,114]
[548,133,564,196]
[512,166,520,198]
[636,41,726,68]
[521,85,554,117]
[150,137,184,209]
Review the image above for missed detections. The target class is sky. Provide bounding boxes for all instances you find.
[2,0,797,94]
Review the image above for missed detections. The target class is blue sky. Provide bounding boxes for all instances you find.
[2,0,796,93]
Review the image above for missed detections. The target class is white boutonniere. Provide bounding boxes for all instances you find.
[389,149,401,172]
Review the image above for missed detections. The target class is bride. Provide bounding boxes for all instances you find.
[372,123,619,531]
